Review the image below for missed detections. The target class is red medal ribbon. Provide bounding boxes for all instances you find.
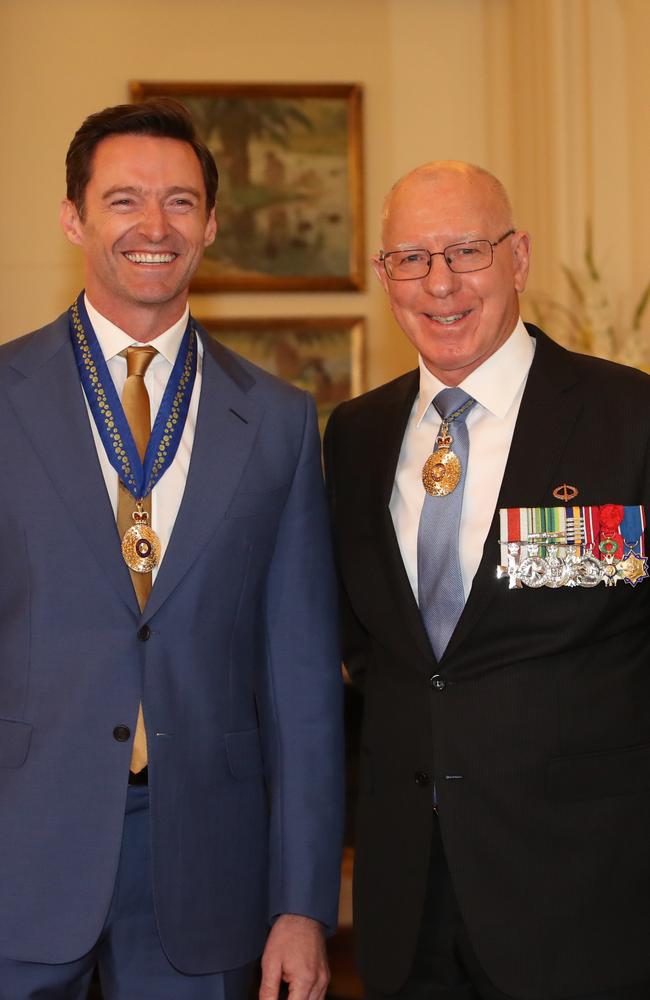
[599,503,624,559]
[507,507,522,542]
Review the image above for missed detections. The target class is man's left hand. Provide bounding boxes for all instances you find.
[259,914,329,1000]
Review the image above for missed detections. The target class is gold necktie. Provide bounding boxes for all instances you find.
[117,345,157,774]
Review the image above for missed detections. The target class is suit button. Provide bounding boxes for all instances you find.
[414,771,430,787]
[113,725,130,742]
[137,625,151,642]
[430,674,446,691]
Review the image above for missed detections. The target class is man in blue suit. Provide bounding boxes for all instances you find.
[0,98,343,999]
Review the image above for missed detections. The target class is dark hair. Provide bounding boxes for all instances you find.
[65,97,218,218]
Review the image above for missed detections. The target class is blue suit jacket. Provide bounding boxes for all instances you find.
[0,311,344,971]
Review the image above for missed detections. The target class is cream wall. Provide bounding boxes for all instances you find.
[483,0,650,341]
[1,0,648,387]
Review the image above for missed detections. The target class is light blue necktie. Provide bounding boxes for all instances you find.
[417,387,475,660]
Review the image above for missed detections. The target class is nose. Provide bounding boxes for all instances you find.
[421,252,459,297]
[136,201,170,243]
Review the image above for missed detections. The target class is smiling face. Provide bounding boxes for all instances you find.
[372,166,530,385]
[60,133,217,340]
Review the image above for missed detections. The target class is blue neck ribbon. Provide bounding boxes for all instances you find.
[69,293,197,501]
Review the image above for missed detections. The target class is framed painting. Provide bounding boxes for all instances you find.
[130,81,365,292]
[198,316,364,434]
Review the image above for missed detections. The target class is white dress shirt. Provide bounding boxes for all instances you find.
[83,295,203,579]
[390,318,535,603]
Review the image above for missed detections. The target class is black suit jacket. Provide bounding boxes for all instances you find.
[324,326,650,1000]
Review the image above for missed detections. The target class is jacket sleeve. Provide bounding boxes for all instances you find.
[323,401,373,691]
[261,391,345,933]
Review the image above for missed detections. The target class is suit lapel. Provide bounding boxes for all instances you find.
[370,372,438,666]
[144,328,260,621]
[444,328,582,659]
[7,314,139,615]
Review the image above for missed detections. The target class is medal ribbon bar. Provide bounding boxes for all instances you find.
[497,504,648,589]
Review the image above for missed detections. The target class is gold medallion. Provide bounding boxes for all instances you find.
[618,552,649,587]
[422,448,461,496]
[121,506,161,574]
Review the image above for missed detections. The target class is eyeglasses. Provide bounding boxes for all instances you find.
[378,229,515,280]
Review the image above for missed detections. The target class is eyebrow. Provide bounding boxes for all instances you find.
[390,233,481,250]
[101,185,202,201]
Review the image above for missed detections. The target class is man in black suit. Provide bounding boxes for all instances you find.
[324,161,650,1000]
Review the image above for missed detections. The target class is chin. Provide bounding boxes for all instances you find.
[129,285,179,304]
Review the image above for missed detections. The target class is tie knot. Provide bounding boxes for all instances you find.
[433,387,474,422]
[124,345,157,378]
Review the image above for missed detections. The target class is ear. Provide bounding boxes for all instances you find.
[204,207,217,248]
[59,200,85,247]
[371,253,391,293]
[511,230,531,293]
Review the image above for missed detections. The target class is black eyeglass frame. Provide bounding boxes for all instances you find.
[378,229,516,280]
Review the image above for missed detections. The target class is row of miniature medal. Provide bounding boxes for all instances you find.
[496,505,648,589]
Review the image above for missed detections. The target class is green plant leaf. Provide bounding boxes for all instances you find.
[584,219,601,282]
[632,281,650,331]
[561,264,586,307]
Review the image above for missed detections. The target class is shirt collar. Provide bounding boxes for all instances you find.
[415,317,535,426]
[84,294,190,366]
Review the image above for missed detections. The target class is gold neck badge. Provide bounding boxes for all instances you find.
[421,396,474,497]
[121,502,161,574]
[422,421,461,496]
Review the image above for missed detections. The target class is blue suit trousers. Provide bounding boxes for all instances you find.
[0,787,254,1000]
